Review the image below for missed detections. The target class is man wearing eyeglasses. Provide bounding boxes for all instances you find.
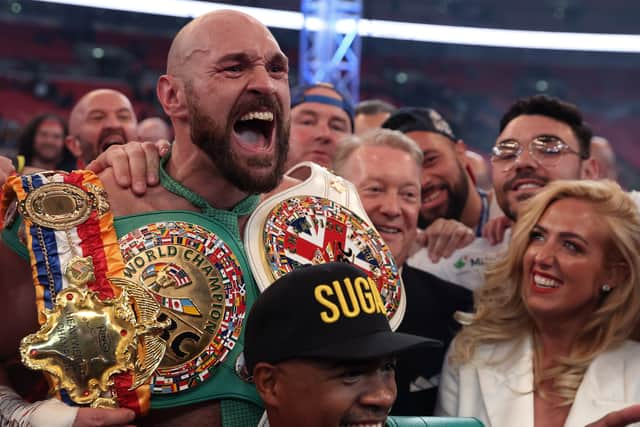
[490,95,598,221]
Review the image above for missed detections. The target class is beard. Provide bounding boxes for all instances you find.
[418,160,470,228]
[186,86,289,194]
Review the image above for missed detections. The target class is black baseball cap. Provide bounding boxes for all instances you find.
[244,262,440,373]
[382,107,457,142]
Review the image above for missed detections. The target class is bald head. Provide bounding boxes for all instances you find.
[66,88,137,165]
[157,9,290,194]
[167,10,277,77]
[590,136,618,181]
[138,117,172,142]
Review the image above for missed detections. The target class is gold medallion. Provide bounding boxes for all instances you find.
[65,256,96,286]
[20,280,169,406]
[20,183,92,230]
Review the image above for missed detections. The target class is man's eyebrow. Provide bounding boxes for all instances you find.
[295,109,319,117]
[215,52,255,63]
[267,51,288,64]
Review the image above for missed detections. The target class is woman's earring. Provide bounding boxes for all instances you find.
[601,284,612,293]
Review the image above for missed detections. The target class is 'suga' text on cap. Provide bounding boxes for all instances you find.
[314,276,387,323]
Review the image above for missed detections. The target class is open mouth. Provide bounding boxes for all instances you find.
[232,110,275,153]
[511,180,545,192]
[532,271,562,293]
[376,224,401,235]
[421,184,447,207]
[100,137,126,152]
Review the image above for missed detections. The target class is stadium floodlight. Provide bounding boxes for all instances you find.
[32,0,640,53]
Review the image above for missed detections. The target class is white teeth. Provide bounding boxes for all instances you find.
[534,274,561,288]
[516,183,541,191]
[377,226,400,234]
[239,111,274,121]
[423,189,441,202]
[340,424,383,427]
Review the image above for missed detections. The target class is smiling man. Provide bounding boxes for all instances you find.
[285,82,353,170]
[491,95,597,220]
[65,88,138,167]
[246,262,436,427]
[334,129,472,415]
[382,108,489,235]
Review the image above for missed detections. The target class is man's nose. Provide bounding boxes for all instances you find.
[513,144,539,169]
[379,192,401,217]
[359,372,396,411]
[247,65,276,95]
[104,113,122,128]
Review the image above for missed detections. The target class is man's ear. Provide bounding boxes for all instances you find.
[454,139,467,158]
[64,135,82,159]
[157,74,188,120]
[581,157,600,179]
[252,362,280,407]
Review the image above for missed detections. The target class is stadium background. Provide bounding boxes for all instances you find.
[0,0,637,187]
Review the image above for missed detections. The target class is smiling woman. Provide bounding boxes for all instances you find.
[436,179,640,427]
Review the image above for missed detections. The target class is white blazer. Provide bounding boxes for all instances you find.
[435,336,640,427]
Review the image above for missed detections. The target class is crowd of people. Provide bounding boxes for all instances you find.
[0,8,639,427]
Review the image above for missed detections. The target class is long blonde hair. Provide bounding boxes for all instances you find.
[451,179,640,405]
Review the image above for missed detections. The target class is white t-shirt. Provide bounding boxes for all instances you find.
[407,232,509,292]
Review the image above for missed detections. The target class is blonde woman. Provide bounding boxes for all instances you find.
[436,179,640,427]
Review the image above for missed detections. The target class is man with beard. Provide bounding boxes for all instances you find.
[0,10,289,427]
[382,107,498,290]
[285,82,353,170]
[65,88,138,168]
[491,95,597,222]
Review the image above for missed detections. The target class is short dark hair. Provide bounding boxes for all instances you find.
[355,99,396,116]
[17,113,75,170]
[499,95,592,159]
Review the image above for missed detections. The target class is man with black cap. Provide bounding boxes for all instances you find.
[244,262,440,427]
[382,108,499,291]
[285,82,354,170]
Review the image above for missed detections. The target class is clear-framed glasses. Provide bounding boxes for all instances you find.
[490,135,582,168]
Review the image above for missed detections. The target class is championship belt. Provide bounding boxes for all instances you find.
[1,171,169,414]
[117,219,249,395]
[245,162,406,330]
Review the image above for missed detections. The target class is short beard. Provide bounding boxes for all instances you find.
[186,86,289,194]
[418,161,470,228]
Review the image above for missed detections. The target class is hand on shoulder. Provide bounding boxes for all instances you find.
[87,140,171,196]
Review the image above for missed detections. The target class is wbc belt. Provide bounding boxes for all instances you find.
[245,162,406,330]
[1,171,168,414]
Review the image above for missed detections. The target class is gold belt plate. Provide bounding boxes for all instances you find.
[20,279,169,407]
